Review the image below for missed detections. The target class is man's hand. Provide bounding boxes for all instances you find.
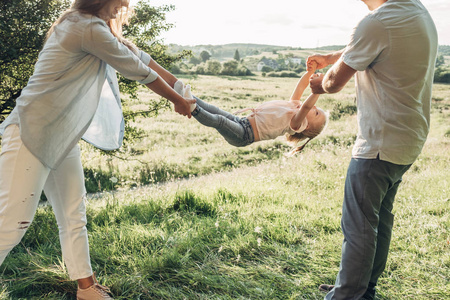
[307,54,329,71]
[309,73,326,94]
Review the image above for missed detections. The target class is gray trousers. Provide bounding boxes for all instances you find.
[326,157,411,300]
[192,96,254,147]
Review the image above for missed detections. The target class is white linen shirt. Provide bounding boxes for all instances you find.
[342,0,438,165]
[0,12,158,169]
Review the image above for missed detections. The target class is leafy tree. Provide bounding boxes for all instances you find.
[433,55,450,83]
[261,66,274,73]
[194,64,205,75]
[221,60,252,76]
[435,54,445,67]
[205,60,222,75]
[118,1,191,147]
[434,66,450,83]
[170,64,182,74]
[221,60,238,75]
[438,45,450,56]
[233,49,240,61]
[200,50,211,62]
[0,0,71,122]
[0,0,191,148]
[189,56,202,65]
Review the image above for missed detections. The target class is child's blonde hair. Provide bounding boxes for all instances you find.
[46,0,138,54]
[285,110,329,156]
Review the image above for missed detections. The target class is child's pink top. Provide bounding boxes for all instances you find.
[239,100,308,141]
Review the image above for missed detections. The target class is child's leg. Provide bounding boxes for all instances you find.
[192,105,250,147]
[193,96,237,121]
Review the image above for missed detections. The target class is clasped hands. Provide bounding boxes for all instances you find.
[174,80,196,118]
[307,55,327,94]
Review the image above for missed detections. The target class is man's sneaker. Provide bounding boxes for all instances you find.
[318,283,376,299]
[362,282,376,300]
[319,284,334,292]
[77,276,113,300]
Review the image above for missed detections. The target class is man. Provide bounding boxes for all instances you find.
[307,0,438,299]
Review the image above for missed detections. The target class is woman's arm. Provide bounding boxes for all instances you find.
[148,59,178,88]
[145,77,193,118]
[82,23,193,117]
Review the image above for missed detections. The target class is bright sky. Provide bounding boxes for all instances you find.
[132,0,450,48]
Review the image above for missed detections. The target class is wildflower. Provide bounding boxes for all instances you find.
[215,221,219,228]
[254,226,262,234]
[109,177,118,183]
[257,238,262,246]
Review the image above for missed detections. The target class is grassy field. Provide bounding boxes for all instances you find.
[0,74,449,299]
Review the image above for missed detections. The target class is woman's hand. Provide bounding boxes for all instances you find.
[174,98,196,118]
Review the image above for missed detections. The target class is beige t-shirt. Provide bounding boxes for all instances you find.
[251,100,308,141]
[342,0,438,165]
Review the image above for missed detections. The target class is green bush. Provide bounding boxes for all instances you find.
[330,102,357,120]
[170,64,182,74]
[220,60,253,76]
[434,66,450,83]
[261,66,274,73]
[267,71,299,78]
[205,60,222,75]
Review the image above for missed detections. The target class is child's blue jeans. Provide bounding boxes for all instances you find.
[192,96,254,147]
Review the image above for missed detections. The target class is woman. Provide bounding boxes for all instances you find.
[0,0,193,299]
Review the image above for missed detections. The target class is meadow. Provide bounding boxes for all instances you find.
[0,74,449,299]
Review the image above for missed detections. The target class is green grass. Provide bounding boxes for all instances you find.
[0,75,449,299]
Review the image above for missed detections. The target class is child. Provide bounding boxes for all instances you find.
[181,65,327,155]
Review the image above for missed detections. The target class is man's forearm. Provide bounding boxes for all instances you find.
[322,59,356,94]
[325,49,345,65]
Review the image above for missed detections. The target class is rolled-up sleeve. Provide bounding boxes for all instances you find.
[139,50,152,66]
[82,21,158,84]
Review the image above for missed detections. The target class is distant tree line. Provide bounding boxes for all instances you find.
[167,43,295,60]
[171,49,253,76]
[434,54,450,83]
[172,50,309,78]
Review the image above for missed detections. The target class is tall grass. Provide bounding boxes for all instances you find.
[0,75,449,299]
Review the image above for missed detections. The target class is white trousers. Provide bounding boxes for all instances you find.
[0,125,92,280]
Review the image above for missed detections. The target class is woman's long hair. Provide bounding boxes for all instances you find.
[46,0,137,53]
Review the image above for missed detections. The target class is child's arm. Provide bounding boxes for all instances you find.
[289,62,317,101]
[289,73,323,131]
